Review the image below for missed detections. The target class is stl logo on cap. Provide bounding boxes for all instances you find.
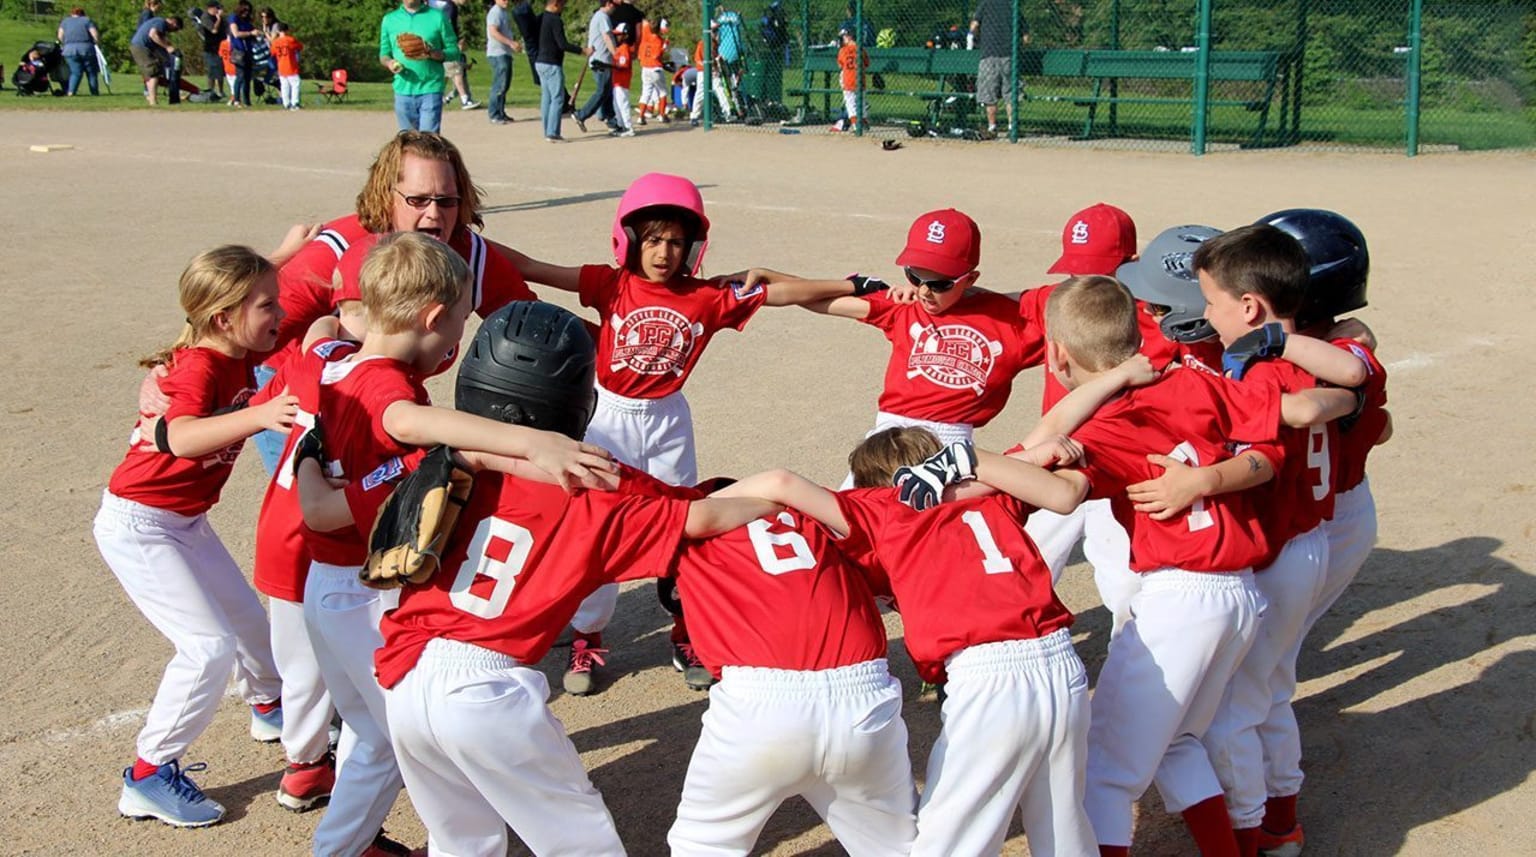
[1070,220,1091,245]
[926,220,948,245]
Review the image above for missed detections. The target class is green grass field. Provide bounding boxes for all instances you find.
[6,17,1531,149]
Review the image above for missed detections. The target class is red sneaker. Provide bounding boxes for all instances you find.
[1257,823,1305,857]
[276,755,334,812]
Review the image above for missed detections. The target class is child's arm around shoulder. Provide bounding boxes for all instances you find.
[684,497,783,539]
[974,449,1089,515]
[1125,447,1274,521]
[381,401,617,491]
[1020,354,1157,449]
[742,269,915,318]
[491,242,582,293]
[162,357,299,458]
[711,469,851,537]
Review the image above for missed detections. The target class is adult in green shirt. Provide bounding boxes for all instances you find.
[379,0,461,132]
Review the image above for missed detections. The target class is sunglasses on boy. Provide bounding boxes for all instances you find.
[903,267,964,293]
[395,190,462,210]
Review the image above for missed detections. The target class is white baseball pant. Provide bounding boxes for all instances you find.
[841,89,859,127]
[387,639,625,856]
[1260,480,1377,800]
[640,66,666,107]
[304,561,404,857]
[669,660,917,857]
[1201,527,1328,830]
[94,491,281,766]
[912,631,1096,857]
[1025,499,1139,638]
[280,73,301,108]
[840,411,974,490]
[572,385,697,634]
[611,84,633,131]
[270,596,335,765]
[1084,569,1264,847]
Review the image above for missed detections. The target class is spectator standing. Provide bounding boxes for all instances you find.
[971,0,1030,136]
[533,0,588,141]
[259,6,281,40]
[138,0,162,26]
[227,1,259,107]
[572,0,617,133]
[269,21,302,109]
[379,0,460,132]
[485,0,521,124]
[130,13,183,106]
[193,2,227,99]
[609,0,644,39]
[511,0,539,76]
[429,0,480,110]
[57,6,102,96]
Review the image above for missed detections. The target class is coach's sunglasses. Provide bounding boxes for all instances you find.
[903,267,962,293]
[395,190,462,209]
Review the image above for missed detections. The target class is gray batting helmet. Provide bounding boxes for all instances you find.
[455,301,597,440]
[1115,225,1222,344]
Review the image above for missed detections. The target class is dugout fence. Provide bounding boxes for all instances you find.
[692,0,1535,153]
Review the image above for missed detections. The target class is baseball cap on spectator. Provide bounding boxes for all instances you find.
[896,209,981,279]
[1048,203,1137,276]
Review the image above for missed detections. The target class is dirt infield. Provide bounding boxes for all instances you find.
[0,108,1531,856]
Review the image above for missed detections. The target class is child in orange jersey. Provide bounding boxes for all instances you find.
[268,21,302,109]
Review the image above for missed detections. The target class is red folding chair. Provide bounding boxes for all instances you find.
[317,69,348,103]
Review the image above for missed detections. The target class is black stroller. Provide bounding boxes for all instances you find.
[12,41,66,96]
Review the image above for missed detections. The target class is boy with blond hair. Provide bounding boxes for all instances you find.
[295,232,613,857]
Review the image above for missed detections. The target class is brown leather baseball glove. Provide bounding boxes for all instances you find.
[395,32,431,61]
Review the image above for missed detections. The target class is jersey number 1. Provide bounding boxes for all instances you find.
[1167,442,1215,532]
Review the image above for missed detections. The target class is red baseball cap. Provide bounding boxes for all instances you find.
[895,209,981,279]
[1048,203,1137,276]
[332,232,382,306]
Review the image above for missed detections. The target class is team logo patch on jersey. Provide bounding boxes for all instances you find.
[362,457,406,491]
[729,279,763,301]
[906,322,1003,394]
[314,339,352,359]
[609,307,705,376]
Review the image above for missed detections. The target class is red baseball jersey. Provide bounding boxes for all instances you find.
[832,491,1071,684]
[1017,283,1224,413]
[374,465,692,688]
[1330,339,1388,494]
[253,338,359,601]
[333,230,536,317]
[670,510,888,677]
[1068,366,1283,573]
[579,265,766,399]
[860,288,1046,427]
[300,355,430,566]
[107,347,258,517]
[1241,359,1339,563]
[265,214,371,370]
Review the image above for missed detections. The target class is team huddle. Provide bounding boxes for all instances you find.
[94,130,1389,857]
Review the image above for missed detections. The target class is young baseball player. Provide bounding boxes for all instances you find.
[353,301,777,857]
[760,208,1048,487]
[608,22,636,136]
[636,17,670,124]
[502,172,873,694]
[293,233,612,857]
[991,275,1287,856]
[97,245,298,828]
[269,21,302,108]
[654,483,917,856]
[831,27,867,131]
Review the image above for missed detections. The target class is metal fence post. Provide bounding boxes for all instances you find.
[855,0,865,137]
[1009,0,1021,143]
[1191,0,1214,155]
[1405,0,1424,156]
[702,0,714,130]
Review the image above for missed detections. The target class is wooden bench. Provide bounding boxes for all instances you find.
[1058,50,1283,145]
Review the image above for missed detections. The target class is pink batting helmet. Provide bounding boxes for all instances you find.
[612,172,711,275]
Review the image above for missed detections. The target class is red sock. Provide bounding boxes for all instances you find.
[252,699,281,715]
[1181,795,1239,857]
[1234,826,1259,857]
[1099,846,1130,857]
[131,758,162,781]
[574,631,603,648]
[1263,793,1298,833]
[669,615,690,645]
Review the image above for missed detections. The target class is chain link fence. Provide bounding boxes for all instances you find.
[692,0,1534,153]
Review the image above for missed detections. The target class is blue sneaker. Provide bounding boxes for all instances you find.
[118,761,227,827]
[250,704,283,743]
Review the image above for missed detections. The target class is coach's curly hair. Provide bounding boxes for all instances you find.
[356,131,485,237]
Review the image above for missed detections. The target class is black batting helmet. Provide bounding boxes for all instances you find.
[1256,209,1369,330]
[455,301,597,440]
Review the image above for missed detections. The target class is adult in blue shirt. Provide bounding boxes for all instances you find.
[57,6,102,96]
[572,0,618,133]
[130,14,183,105]
[226,1,259,107]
